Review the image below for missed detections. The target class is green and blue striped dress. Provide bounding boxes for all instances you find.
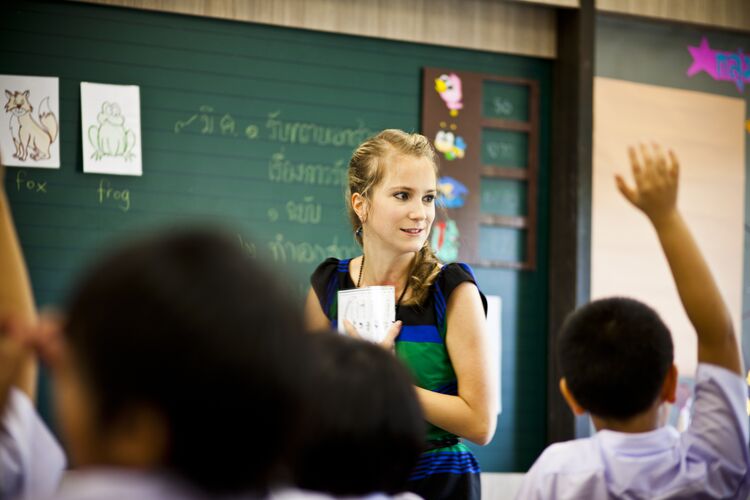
[311,257,488,500]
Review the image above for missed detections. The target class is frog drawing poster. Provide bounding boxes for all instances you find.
[0,74,60,168]
[81,82,142,176]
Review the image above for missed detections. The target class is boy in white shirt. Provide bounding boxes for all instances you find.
[516,144,750,499]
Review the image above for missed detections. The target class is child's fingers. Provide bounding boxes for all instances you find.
[639,143,653,171]
[32,312,65,366]
[615,175,638,206]
[652,143,668,177]
[668,149,680,182]
[628,146,645,191]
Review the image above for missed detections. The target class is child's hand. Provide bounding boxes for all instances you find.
[615,143,680,225]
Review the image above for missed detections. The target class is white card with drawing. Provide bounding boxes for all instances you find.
[81,82,142,176]
[338,286,395,344]
[0,75,60,168]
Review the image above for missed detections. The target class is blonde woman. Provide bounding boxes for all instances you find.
[306,130,498,500]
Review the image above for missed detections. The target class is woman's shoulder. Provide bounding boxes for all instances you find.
[437,262,478,286]
[435,262,486,312]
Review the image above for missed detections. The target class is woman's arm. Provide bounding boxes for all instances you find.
[0,161,38,403]
[304,288,333,332]
[416,282,498,445]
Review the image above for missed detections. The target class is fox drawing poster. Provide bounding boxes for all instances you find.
[0,75,60,168]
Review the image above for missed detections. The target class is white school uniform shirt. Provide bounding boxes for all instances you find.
[270,488,423,500]
[0,388,65,499]
[515,363,750,499]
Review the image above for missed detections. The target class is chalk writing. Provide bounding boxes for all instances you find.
[174,107,373,148]
[97,179,130,212]
[237,234,257,258]
[493,97,514,116]
[486,141,514,160]
[268,234,357,264]
[174,105,214,134]
[265,111,373,147]
[286,196,322,225]
[15,170,47,194]
[268,149,347,186]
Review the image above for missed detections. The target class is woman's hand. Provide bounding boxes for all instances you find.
[343,319,402,351]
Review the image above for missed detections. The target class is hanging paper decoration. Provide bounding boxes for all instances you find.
[687,37,749,93]
[431,219,460,262]
[434,73,463,117]
[437,176,469,208]
[434,129,466,161]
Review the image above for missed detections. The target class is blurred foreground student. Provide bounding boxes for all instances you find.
[516,145,750,499]
[0,157,313,499]
[281,333,424,499]
[0,155,65,499]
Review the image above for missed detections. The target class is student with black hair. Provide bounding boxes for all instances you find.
[280,333,425,499]
[0,158,313,498]
[516,144,750,499]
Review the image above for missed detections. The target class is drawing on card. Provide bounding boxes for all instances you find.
[88,101,136,161]
[81,82,142,176]
[3,89,58,162]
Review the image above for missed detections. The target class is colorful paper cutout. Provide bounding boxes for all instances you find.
[687,37,749,92]
[434,73,463,117]
[434,130,466,161]
[437,176,468,208]
[431,218,460,262]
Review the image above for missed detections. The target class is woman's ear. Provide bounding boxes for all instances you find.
[351,192,368,224]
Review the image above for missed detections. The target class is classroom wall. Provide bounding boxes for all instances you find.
[598,0,750,32]
[594,13,750,382]
[1,0,552,473]
[71,0,559,58]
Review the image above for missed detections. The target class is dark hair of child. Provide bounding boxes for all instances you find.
[64,227,311,494]
[557,297,674,420]
[293,333,425,496]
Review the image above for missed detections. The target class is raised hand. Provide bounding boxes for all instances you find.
[616,143,680,225]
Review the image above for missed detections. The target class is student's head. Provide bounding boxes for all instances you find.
[293,333,425,496]
[54,227,309,494]
[557,297,676,422]
[347,129,441,304]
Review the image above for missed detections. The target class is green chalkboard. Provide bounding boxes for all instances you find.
[1,0,552,472]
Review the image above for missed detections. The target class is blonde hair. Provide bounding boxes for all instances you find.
[346,129,441,306]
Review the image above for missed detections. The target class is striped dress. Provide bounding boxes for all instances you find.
[310,258,488,500]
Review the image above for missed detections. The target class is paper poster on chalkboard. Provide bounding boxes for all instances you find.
[81,82,142,176]
[0,75,60,169]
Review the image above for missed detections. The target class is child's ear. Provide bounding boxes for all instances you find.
[661,363,678,404]
[559,378,586,416]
